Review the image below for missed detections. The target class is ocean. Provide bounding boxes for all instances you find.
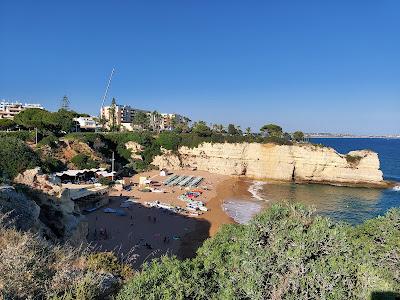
[222,138,400,225]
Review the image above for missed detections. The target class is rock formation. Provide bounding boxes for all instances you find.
[153,143,386,187]
[125,141,143,160]
[9,168,88,244]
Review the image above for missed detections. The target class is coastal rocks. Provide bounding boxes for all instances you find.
[0,185,41,231]
[152,142,385,187]
[11,168,88,244]
[125,141,143,160]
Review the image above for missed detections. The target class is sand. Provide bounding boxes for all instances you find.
[85,170,237,268]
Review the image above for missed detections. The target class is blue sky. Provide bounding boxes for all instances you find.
[1,1,399,134]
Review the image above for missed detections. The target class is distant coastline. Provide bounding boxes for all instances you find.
[306,134,400,139]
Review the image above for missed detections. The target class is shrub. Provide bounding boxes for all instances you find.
[346,154,362,166]
[0,130,36,142]
[38,134,59,148]
[70,154,99,169]
[0,136,41,179]
[41,156,66,173]
[156,132,181,151]
[117,204,400,300]
[87,252,134,281]
[0,119,16,131]
[98,177,113,186]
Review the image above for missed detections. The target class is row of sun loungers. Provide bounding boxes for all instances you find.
[163,175,204,187]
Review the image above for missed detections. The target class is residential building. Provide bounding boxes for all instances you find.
[0,100,44,119]
[73,117,99,131]
[100,103,188,131]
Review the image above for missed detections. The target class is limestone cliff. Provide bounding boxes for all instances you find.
[153,143,386,187]
[11,168,88,244]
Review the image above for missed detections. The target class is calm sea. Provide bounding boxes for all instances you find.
[222,138,400,225]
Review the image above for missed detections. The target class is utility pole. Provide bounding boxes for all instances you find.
[111,151,115,181]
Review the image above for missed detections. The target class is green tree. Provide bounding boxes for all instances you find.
[53,109,76,133]
[70,154,99,169]
[260,123,283,137]
[132,112,150,131]
[0,137,40,179]
[227,124,238,135]
[192,121,212,137]
[292,131,305,142]
[245,127,251,135]
[0,119,16,131]
[150,111,161,132]
[156,132,181,151]
[14,108,56,131]
[108,98,118,132]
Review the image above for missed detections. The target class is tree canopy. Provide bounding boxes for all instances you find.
[0,119,16,131]
[293,130,305,142]
[0,137,40,179]
[260,123,283,137]
[192,121,212,137]
[132,112,150,130]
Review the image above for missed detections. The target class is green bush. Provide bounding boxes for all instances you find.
[38,134,59,148]
[0,119,17,131]
[117,204,400,300]
[0,136,41,179]
[156,132,181,151]
[41,156,66,173]
[0,130,36,142]
[87,252,134,281]
[98,177,113,186]
[70,154,99,169]
[346,154,363,166]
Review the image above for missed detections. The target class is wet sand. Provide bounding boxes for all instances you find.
[85,170,237,267]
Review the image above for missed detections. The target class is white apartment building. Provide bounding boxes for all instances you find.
[0,100,44,119]
[73,117,99,131]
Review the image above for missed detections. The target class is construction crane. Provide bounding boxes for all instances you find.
[100,68,115,114]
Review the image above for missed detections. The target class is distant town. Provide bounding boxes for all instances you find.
[0,99,189,132]
[0,99,399,138]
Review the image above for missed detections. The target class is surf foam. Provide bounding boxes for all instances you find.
[248,181,267,201]
[223,199,263,224]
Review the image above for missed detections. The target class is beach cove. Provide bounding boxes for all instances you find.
[85,170,237,267]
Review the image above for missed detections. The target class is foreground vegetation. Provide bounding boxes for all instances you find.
[1,204,398,299]
[117,204,400,300]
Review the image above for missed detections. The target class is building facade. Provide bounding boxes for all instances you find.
[0,101,44,119]
[73,117,99,131]
[100,103,188,131]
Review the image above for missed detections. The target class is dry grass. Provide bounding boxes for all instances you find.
[0,213,134,300]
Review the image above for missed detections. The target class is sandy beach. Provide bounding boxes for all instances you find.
[85,170,237,268]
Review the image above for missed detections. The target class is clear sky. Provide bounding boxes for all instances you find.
[1,1,399,135]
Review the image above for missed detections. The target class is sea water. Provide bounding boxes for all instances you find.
[223,138,400,225]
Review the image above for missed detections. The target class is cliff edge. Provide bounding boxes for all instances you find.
[153,143,387,187]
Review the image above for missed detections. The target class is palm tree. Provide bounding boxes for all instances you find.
[151,111,162,133]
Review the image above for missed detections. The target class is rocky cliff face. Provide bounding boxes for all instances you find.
[10,168,88,244]
[153,143,385,187]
